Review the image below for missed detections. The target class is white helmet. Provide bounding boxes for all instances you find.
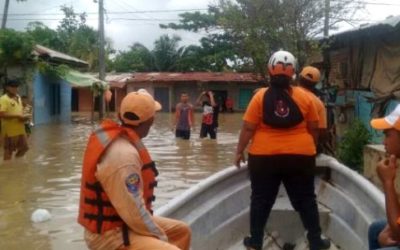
[267,50,297,77]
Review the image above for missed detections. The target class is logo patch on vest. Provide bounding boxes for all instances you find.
[126,173,140,193]
[274,100,290,118]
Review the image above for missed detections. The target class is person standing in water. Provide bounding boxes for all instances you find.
[0,79,29,161]
[235,51,330,250]
[174,92,194,140]
[196,90,218,139]
[21,95,33,137]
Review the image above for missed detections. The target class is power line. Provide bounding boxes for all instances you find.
[7,18,181,22]
[2,8,208,16]
[354,1,400,6]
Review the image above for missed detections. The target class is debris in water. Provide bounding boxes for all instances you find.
[31,209,52,223]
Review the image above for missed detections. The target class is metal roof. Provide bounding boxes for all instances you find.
[127,72,261,83]
[330,15,400,39]
[33,44,88,67]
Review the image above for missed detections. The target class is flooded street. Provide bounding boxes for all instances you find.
[0,112,243,250]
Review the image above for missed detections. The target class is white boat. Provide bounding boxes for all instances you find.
[156,155,385,250]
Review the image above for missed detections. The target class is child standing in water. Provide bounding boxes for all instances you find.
[21,96,33,137]
[196,91,219,139]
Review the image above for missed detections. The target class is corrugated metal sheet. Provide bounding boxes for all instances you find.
[331,15,400,39]
[106,73,133,88]
[33,44,88,67]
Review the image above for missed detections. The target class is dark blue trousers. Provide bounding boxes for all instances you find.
[369,220,400,250]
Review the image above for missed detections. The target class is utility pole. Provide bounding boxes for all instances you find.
[324,0,330,37]
[98,0,105,119]
[1,0,10,29]
[322,0,332,128]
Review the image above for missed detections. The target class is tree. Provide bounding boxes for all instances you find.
[161,8,238,72]
[161,0,364,76]
[112,43,153,72]
[26,22,63,49]
[152,35,185,72]
[111,33,240,73]
[0,28,34,81]
[54,5,114,71]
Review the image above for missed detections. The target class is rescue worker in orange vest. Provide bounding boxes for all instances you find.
[78,89,191,250]
[298,66,328,153]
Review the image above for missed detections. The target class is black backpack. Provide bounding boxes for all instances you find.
[262,86,304,128]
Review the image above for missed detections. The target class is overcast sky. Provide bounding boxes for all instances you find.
[3,0,400,52]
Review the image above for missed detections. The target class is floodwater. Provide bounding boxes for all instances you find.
[0,112,243,250]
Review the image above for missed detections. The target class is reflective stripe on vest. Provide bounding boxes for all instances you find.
[78,119,158,236]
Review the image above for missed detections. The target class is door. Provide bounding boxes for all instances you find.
[239,88,253,110]
[211,90,227,112]
[154,87,169,112]
[49,82,61,115]
[71,88,79,112]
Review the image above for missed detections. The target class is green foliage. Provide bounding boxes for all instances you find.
[90,82,107,97]
[112,43,153,72]
[0,29,34,67]
[112,33,237,73]
[161,8,237,72]
[152,35,183,72]
[36,61,70,79]
[27,6,113,71]
[337,119,371,172]
[159,9,220,32]
[26,22,63,50]
[161,0,364,75]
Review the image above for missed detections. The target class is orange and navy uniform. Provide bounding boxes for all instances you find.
[300,87,327,129]
[243,87,319,156]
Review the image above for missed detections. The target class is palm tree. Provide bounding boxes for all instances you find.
[152,35,185,72]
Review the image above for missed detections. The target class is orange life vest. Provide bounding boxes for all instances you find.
[77,119,158,234]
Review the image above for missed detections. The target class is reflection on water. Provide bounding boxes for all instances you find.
[0,112,243,250]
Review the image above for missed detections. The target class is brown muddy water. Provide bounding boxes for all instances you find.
[0,112,243,250]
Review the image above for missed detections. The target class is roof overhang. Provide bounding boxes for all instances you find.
[33,44,89,68]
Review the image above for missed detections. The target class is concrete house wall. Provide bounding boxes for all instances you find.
[33,73,71,125]
[126,81,262,112]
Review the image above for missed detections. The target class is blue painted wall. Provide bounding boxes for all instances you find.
[339,90,399,144]
[59,79,72,122]
[33,72,71,125]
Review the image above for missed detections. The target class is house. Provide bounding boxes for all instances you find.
[32,45,91,125]
[4,44,106,125]
[106,72,264,113]
[323,15,400,142]
[73,73,130,113]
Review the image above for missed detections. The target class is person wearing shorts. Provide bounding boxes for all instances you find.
[0,79,29,161]
[174,92,194,140]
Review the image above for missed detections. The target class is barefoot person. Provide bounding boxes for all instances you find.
[0,79,29,161]
[78,89,191,250]
[369,104,400,250]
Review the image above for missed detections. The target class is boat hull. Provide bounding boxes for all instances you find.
[156,155,385,250]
